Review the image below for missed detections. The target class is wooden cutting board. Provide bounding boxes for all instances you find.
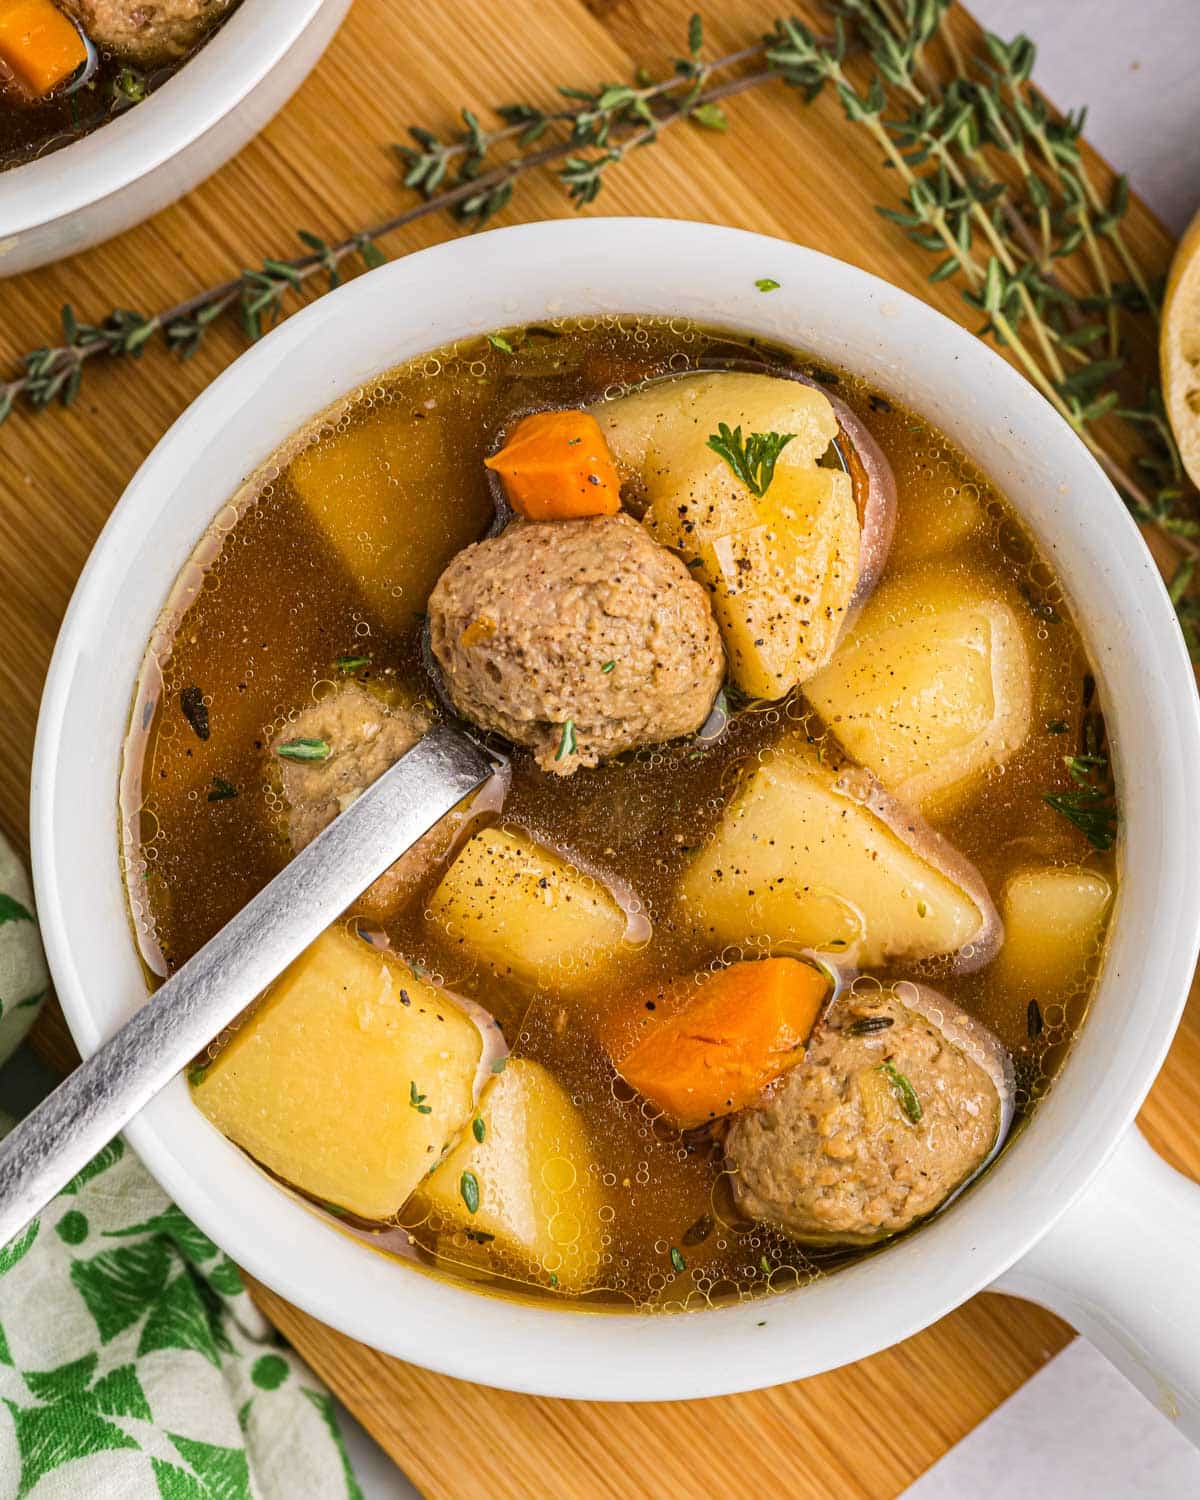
[1,1,1196,1496]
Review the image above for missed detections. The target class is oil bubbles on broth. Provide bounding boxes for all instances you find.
[118,315,1117,1310]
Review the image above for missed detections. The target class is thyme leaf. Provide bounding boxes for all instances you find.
[1044,753,1117,849]
[877,1062,922,1125]
[556,718,577,761]
[276,737,331,763]
[706,423,795,496]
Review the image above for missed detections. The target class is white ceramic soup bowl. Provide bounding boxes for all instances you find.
[30,218,1200,1426]
[0,0,350,276]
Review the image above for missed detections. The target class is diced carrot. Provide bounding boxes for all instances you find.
[484,409,622,520]
[616,957,831,1129]
[0,0,86,98]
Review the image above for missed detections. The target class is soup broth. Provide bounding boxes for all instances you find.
[121,316,1117,1310]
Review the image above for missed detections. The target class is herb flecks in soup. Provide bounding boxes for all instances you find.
[120,317,1117,1312]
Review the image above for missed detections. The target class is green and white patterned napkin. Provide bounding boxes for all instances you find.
[0,832,364,1500]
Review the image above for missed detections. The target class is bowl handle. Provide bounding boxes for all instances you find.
[992,1125,1200,1444]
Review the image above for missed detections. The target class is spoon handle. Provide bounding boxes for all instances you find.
[0,726,493,1247]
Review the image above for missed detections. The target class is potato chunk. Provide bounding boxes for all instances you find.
[590,373,858,696]
[677,747,997,970]
[701,467,859,697]
[192,926,482,1220]
[996,866,1112,996]
[804,569,1032,812]
[407,1058,605,1292]
[288,405,492,628]
[590,373,839,538]
[428,827,630,992]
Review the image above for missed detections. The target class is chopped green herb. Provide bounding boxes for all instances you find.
[548,1272,559,1287]
[334,653,372,673]
[207,776,238,802]
[687,557,705,568]
[319,1201,349,1218]
[706,423,795,497]
[472,1116,486,1144]
[556,718,577,761]
[113,67,146,103]
[490,1055,508,1074]
[186,1064,210,1087]
[488,333,516,355]
[877,1062,922,1124]
[567,436,582,445]
[460,1170,481,1214]
[759,1255,771,1275]
[601,660,616,673]
[276,737,331,762]
[1046,719,1069,734]
[407,960,427,981]
[409,1081,432,1115]
[669,1246,686,1273]
[1044,753,1117,850]
[754,277,781,292]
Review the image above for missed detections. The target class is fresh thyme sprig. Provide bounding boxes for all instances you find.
[707,425,796,495]
[0,16,767,426]
[764,4,1200,654]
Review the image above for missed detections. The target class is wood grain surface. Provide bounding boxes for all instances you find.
[0,1,1196,1496]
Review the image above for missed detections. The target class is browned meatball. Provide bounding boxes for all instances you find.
[427,514,725,774]
[273,683,505,920]
[62,0,235,65]
[725,983,1012,1244]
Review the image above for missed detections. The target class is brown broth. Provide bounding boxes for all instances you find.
[120,315,1117,1311]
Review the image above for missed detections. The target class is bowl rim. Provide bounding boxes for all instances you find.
[29,217,1200,1399]
[0,0,329,233]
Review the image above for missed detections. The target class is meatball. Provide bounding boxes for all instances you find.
[62,0,234,65]
[273,683,501,920]
[427,515,724,774]
[725,983,1012,1244]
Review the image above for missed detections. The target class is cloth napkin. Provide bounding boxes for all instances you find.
[0,833,363,1500]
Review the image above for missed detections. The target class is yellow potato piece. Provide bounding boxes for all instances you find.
[589,371,839,555]
[288,406,492,627]
[678,748,985,967]
[804,570,1032,812]
[428,827,629,992]
[701,467,859,698]
[996,866,1112,997]
[408,1058,605,1292]
[193,926,482,1220]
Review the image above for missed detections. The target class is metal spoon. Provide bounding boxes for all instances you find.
[0,724,495,1246]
